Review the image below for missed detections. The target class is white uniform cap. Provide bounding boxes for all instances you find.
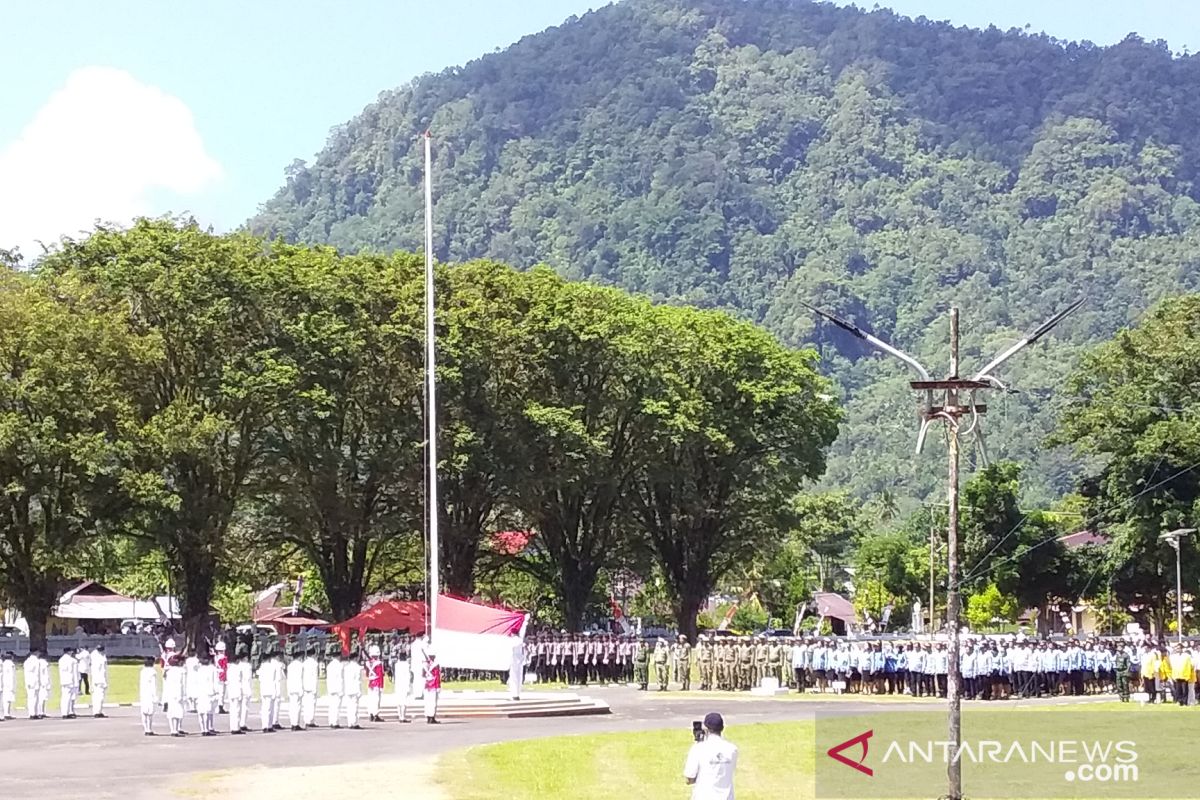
[215,642,226,651]
[165,638,176,649]
[368,645,381,657]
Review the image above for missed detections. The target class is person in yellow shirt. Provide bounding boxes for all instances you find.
[1168,644,1194,706]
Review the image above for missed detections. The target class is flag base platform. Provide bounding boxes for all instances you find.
[376,690,611,720]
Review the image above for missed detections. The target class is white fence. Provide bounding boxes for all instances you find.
[0,633,164,659]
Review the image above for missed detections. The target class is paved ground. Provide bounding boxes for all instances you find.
[0,687,1099,800]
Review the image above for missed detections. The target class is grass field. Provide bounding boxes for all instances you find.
[436,721,813,800]
[11,661,142,709]
[434,704,1200,800]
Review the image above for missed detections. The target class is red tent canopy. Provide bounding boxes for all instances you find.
[328,600,428,652]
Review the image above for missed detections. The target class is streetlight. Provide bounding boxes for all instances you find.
[802,300,1081,800]
[1159,527,1195,643]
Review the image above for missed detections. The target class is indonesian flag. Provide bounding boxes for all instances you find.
[433,594,527,671]
[610,595,631,634]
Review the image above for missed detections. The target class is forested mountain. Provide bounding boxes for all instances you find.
[249,0,1200,506]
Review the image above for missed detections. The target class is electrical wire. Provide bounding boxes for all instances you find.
[957,459,1200,591]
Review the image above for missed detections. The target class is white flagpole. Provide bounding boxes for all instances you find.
[423,130,440,639]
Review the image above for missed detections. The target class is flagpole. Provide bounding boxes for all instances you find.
[423,130,440,640]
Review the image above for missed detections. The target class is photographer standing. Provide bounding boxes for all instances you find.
[684,712,738,799]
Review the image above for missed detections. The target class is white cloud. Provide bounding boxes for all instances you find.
[0,66,223,257]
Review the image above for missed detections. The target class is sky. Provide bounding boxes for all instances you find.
[2,0,1199,256]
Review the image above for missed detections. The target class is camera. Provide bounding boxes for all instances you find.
[692,720,705,742]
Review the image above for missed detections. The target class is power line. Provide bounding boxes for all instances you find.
[958,459,1200,590]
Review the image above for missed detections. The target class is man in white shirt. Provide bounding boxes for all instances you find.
[325,648,344,729]
[684,712,738,800]
[0,651,14,720]
[258,650,283,733]
[226,651,246,734]
[58,648,80,718]
[90,645,109,717]
[77,647,91,696]
[301,646,320,728]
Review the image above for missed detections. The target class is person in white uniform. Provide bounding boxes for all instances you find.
[684,712,738,800]
[342,650,364,729]
[36,650,51,718]
[422,648,441,724]
[58,648,79,718]
[393,638,412,724]
[138,656,159,735]
[163,653,187,737]
[90,645,109,717]
[258,650,283,733]
[301,646,319,728]
[237,650,253,733]
[0,651,14,720]
[508,634,525,700]
[22,653,40,719]
[226,650,246,734]
[184,649,201,713]
[325,648,344,729]
[286,648,304,731]
[196,654,218,735]
[410,635,427,700]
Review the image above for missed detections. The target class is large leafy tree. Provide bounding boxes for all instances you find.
[786,492,864,593]
[506,271,659,630]
[40,220,292,644]
[1054,295,1200,633]
[435,260,538,595]
[628,305,839,639]
[0,269,153,648]
[253,246,425,620]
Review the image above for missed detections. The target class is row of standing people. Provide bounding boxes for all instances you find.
[0,646,110,721]
[143,638,445,737]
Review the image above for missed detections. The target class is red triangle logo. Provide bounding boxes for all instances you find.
[827,729,874,776]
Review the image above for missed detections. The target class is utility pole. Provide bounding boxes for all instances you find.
[928,508,937,635]
[803,298,1081,800]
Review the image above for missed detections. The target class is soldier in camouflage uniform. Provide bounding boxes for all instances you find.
[1114,647,1131,702]
[696,635,713,690]
[654,637,671,691]
[752,638,769,688]
[633,638,650,690]
[737,639,753,690]
[673,635,692,690]
[767,638,784,685]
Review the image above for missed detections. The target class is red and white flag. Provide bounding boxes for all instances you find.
[433,594,527,671]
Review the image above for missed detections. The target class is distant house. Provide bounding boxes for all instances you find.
[49,580,179,635]
[251,582,328,634]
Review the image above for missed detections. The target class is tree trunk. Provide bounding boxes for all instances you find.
[442,528,479,596]
[559,559,598,633]
[325,579,363,622]
[674,592,704,643]
[177,552,216,652]
[23,607,49,653]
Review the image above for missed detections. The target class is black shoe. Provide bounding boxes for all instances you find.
[350,724,362,730]
[231,729,245,735]
[239,726,249,733]
[272,723,283,730]
[399,718,410,724]
[94,713,106,718]
[172,732,184,738]
[291,725,300,731]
